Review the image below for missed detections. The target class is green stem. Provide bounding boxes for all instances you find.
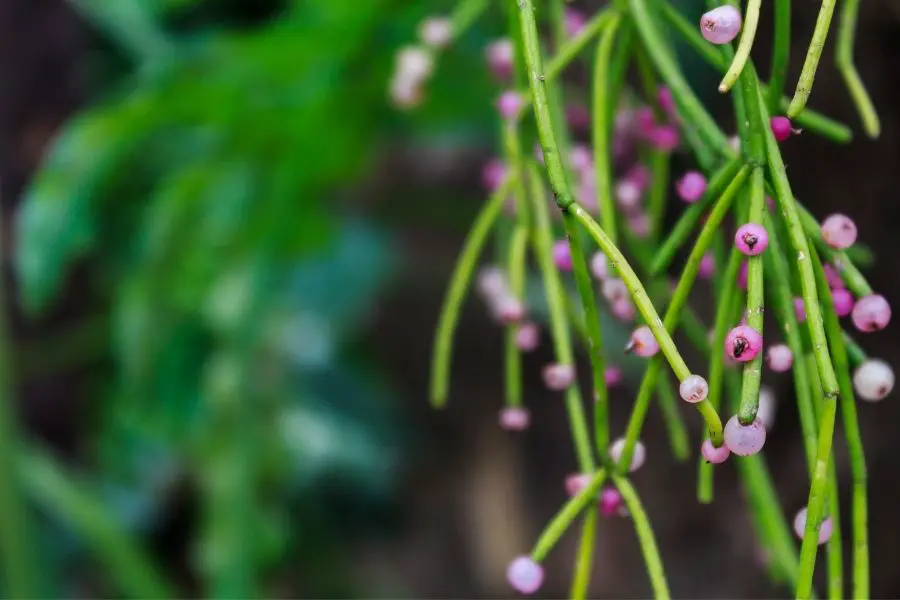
[504,226,529,407]
[718,0,762,92]
[787,0,838,117]
[429,177,512,407]
[646,150,670,244]
[450,0,488,35]
[591,11,623,241]
[531,470,606,561]
[842,331,867,367]
[570,510,598,600]
[657,374,691,461]
[795,203,873,297]
[835,0,880,137]
[612,476,671,599]
[768,0,792,112]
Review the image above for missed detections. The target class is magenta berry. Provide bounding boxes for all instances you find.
[723,416,767,456]
[482,159,507,192]
[627,325,660,357]
[725,325,763,362]
[496,90,522,119]
[766,344,793,372]
[832,288,855,317]
[565,473,592,497]
[609,438,646,472]
[485,38,514,80]
[675,171,707,203]
[793,508,834,545]
[823,263,845,289]
[564,8,586,38]
[698,253,715,279]
[506,556,544,595]
[821,213,858,249]
[626,164,652,192]
[853,359,895,402]
[635,107,656,138]
[543,363,575,391]
[793,297,807,322]
[770,116,795,142]
[734,223,769,256]
[701,439,731,464]
[590,251,609,280]
[600,487,624,517]
[498,406,531,431]
[851,294,891,332]
[700,5,742,44]
[658,86,676,115]
[604,365,623,387]
[649,124,680,151]
[552,239,573,272]
[515,323,540,352]
[679,374,709,403]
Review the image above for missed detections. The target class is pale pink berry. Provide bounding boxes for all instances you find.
[602,278,629,304]
[853,359,894,402]
[506,555,544,595]
[832,288,854,317]
[738,261,749,289]
[852,294,891,332]
[626,164,652,192]
[771,116,795,142]
[701,439,731,463]
[615,179,642,210]
[627,326,660,357]
[495,297,526,324]
[604,366,623,387]
[565,473,592,497]
[728,135,741,152]
[611,299,636,322]
[543,363,575,390]
[734,223,769,256]
[590,252,610,280]
[658,86,676,115]
[396,46,434,80]
[482,159,507,192]
[766,344,793,372]
[628,213,651,238]
[569,145,593,172]
[419,16,453,48]
[758,386,777,429]
[552,240,573,272]
[700,5,742,44]
[649,124,680,151]
[600,487,625,517]
[499,406,531,431]
[515,323,540,352]
[723,415,767,456]
[496,90,523,120]
[793,507,833,545]
[609,438,646,472]
[823,263,845,289]
[477,266,507,300]
[821,214,858,249]
[679,374,709,403]
[565,8,586,37]
[675,171,707,203]
[699,253,715,279]
[389,76,423,109]
[725,324,763,362]
[794,297,807,322]
[485,39,514,80]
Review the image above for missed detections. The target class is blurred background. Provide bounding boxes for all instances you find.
[2,0,900,597]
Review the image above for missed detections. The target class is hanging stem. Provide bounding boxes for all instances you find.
[768,0,792,112]
[835,0,880,137]
[787,0,838,117]
[504,225,529,408]
[718,0,762,93]
[591,11,623,241]
[531,470,606,561]
[612,476,672,599]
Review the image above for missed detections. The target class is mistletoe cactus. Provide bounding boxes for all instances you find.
[395,0,888,597]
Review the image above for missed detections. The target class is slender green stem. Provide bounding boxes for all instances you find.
[450,0,488,36]
[835,0,880,137]
[570,509,598,600]
[657,374,691,461]
[429,177,512,407]
[591,12,622,241]
[787,0,838,117]
[795,203,873,297]
[504,226,529,407]
[612,476,671,599]
[531,470,606,561]
[825,461,844,600]
[646,151,670,244]
[842,331,867,367]
[718,0,761,93]
[768,0,792,112]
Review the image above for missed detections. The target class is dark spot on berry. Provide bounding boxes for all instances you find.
[733,337,748,358]
[743,233,758,249]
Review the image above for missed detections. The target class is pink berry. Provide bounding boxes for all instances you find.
[851,294,891,332]
[506,556,544,595]
[679,374,709,403]
[701,439,731,464]
[698,253,715,279]
[419,17,453,48]
[832,288,855,318]
[615,179,642,210]
[477,266,507,300]
[725,324,763,362]
[564,8,586,37]
[723,415,767,456]
[675,171,707,203]
[565,473,592,497]
[496,90,522,120]
[737,261,749,289]
[823,263,845,289]
[734,223,769,256]
[499,406,531,431]
[626,164,652,192]
[494,297,526,324]
[609,438,646,472]
[853,359,895,401]
[649,125,680,151]
[766,344,793,372]
[515,323,540,351]
[569,145,592,173]
[771,116,795,142]
[793,507,833,545]
[590,252,609,280]
[627,326,660,357]
[553,240,573,272]
[482,159,507,192]
[600,487,624,517]
[611,299,636,322]
[758,386,777,429]
[543,363,575,390]
[628,213,651,238]
[485,38,514,80]
[658,86,676,115]
[635,107,656,139]
[604,366,623,387]
[794,297,807,322]
[602,278,629,304]
[821,213,858,249]
[700,5,743,44]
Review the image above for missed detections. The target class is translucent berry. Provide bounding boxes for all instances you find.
[496,90,523,120]
[611,299,636,323]
[723,415,767,456]
[590,251,610,280]
[615,179,642,210]
[649,125,680,151]
[506,555,544,595]
[499,406,531,431]
[675,171,707,203]
[543,363,575,391]
[794,297,807,323]
[758,386,777,429]
[820,213,858,250]
[604,365,623,387]
[770,116,795,142]
[515,323,540,352]
[853,359,895,402]
[832,288,855,317]
[701,439,731,464]
[565,473,592,497]
[851,294,891,332]
[553,239,573,272]
[698,253,715,279]
[793,508,833,545]
[699,5,742,44]
[485,38,514,80]
[679,374,709,403]
[766,344,793,372]
[419,17,453,48]
[600,487,625,517]
[734,223,769,256]
[725,325,763,362]
[609,438,646,472]
[823,263,845,289]
[627,326,660,357]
